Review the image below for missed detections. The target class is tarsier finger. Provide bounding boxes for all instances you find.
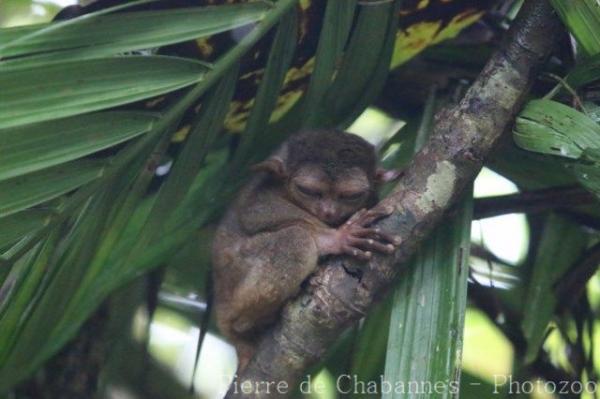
[357,206,394,227]
[348,237,395,254]
[343,245,372,261]
[352,227,396,243]
[345,208,367,226]
[369,227,402,246]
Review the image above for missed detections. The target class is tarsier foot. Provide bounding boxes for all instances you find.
[337,207,400,261]
[235,341,256,372]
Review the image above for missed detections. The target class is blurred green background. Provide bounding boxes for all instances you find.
[2,1,600,398]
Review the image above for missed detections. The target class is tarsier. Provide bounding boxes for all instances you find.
[212,129,401,369]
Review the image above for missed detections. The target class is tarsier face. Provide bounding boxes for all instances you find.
[287,164,372,227]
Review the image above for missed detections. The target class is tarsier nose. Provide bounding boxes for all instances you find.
[321,204,338,223]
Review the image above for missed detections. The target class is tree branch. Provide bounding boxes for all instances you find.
[226,1,561,396]
[474,186,596,220]
[555,241,600,312]
[558,210,600,231]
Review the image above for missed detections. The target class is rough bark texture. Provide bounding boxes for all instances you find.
[226,1,561,397]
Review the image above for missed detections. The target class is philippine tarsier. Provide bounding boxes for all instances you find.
[212,129,401,369]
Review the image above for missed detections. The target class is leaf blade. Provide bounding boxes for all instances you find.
[0,112,156,181]
[0,3,269,64]
[513,99,600,159]
[550,0,600,56]
[0,160,103,218]
[0,56,207,129]
[0,210,52,250]
[521,215,587,364]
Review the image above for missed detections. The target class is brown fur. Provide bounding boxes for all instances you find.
[212,129,399,369]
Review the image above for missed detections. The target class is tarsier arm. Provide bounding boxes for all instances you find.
[239,187,398,260]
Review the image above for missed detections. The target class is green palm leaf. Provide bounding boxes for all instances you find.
[0,160,103,218]
[0,56,208,129]
[0,3,269,63]
[0,112,156,181]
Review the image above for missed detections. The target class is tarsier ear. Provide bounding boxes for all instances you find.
[375,167,402,184]
[250,157,287,179]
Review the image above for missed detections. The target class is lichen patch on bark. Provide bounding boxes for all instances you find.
[415,161,456,213]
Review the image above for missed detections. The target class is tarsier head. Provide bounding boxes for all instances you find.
[252,129,400,226]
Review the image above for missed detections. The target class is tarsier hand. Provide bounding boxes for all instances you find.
[319,206,401,261]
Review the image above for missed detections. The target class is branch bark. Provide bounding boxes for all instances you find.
[226,1,561,396]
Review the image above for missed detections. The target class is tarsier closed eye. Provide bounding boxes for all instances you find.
[296,183,322,198]
[339,191,366,201]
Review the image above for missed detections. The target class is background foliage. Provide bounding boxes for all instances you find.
[1,0,600,398]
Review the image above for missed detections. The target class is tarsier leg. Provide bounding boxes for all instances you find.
[224,225,319,359]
